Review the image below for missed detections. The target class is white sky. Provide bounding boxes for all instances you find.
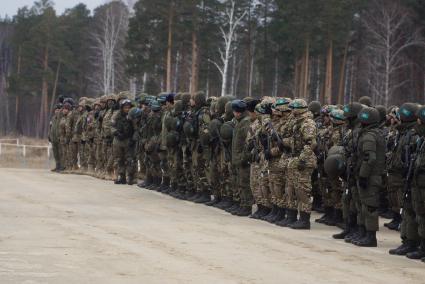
[0,0,108,18]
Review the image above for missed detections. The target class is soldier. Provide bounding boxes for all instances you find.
[158,93,174,192]
[262,98,292,224]
[408,106,425,260]
[73,98,88,173]
[49,103,63,172]
[309,100,323,212]
[352,107,385,247]
[85,99,97,175]
[186,92,211,203]
[332,102,363,241]
[94,96,107,178]
[286,99,317,229]
[145,99,163,189]
[102,95,118,180]
[59,99,73,171]
[231,99,253,216]
[138,96,155,188]
[389,103,421,255]
[128,106,143,185]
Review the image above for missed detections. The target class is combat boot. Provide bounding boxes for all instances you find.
[235,206,252,217]
[263,205,278,221]
[205,196,221,206]
[127,175,136,185]
[164,183,177,195]
[315,207,332,224]
[389,239,418,255]
[216,197,233,209]
[188,191,202,201]
[406,239,425,259]
[114,175,126,185]
[269,207,286,224]
[137,176,153,189]
[290,211,311,230]
[354,231,377,247]
[159,177,170,192]
[250,205,267,219]
[276,209,297,227]
[227,202,240,214]
[194,191,211,204]
[349,225,366,244]
[184,190,197,200]
[384,213,401,231]
[333,215,356,239]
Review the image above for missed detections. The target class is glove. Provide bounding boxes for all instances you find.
[297,159,307,171]
[264,149,272,161]
[358,177,368,190]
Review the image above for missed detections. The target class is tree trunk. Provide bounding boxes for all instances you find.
[338,42,349,105]
[166,1,175,92]
[39,46,49,138]
[190,3,199,96]
[15,46,22,134]
[303,39,310,100]
[49,60,61,115]
[324,40,333,104]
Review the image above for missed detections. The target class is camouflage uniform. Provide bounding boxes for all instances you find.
[102,98,117,179]
[49,109,62,170]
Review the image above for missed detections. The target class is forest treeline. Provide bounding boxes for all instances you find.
[0,0,424,137]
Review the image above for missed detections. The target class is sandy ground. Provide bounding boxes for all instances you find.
[0,168,424,284]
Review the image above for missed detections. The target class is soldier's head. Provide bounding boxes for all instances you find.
[330,109,345,126]
[223,101,234,121]
[358,107,380,127]
[358,96,372,107]
[173,100,184,116]
[272,97,291,117]
[157,93,168,109]
[216,96,231,117]
[128,107,142,122]
[324,154,346,179]
[374,105,387,124]
[289,99,308,116]
[54,103,62,115]
[181,93,192,109]
[63,102,72,115]
[150,100,161,113]
[308,101,322,117]
[166,93,175,108]
[120,99,133,114]
[399,103,418,123]
[244,97,261,119]
[231,99,247,119]
[191,91,206,109]
[343,102,363,127]
[106,95,116,109]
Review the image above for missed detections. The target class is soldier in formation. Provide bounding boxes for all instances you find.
[50,92,425,262]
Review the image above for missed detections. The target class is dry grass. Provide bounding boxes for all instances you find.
[0,136,54,169]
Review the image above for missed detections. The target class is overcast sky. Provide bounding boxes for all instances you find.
[1,0,107,18]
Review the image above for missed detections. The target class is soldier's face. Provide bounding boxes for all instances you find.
[123,105,131,114]
[107,100,115,108]
[63,108,69,115]
[55,109,61,115]
[233,111,241,119]
[78,106,84,112]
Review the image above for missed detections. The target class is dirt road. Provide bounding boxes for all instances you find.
[0,168,424,284]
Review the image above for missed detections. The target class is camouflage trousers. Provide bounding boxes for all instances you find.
[68,141,79,169]
[268,159,287,208]
[218,157,233,199]
[145,149,161,181]
[357,175,381,232]
[169,148,184,188]
[191,144,208,193]
[322,176,343,210]
[387,171,403,213]
[103,139,114,174]
[86,141,96,170]
[182,145,194,192]
[250,163,263,204]
[59,142,68,169]
[259,165,271,207]
[286,158,314,213]
[137,143,146,179]
[79,142,88,170]
[235,165,253,207]
[113,139,136,178]
[158,149,169,180]
[413,173,425,238]
[209,150,221,197]
[95,140,104,172]
[52,142,61,168]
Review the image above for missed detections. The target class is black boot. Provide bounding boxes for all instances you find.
[137,176,152,188]
[250,205,266,219]
[205,196,221,206]
[290,211,311,230]
[354,231,377,247]
[194,191,211,204]
[269,207,286,224]
[350,225,366,245]
[263,205,278,222]
[276,209,297,227]
[188,191,202,201]
[333,215,356,239]
[315,207,333,224]
[127,175,135,185]
[389,239,418,255]
[215,197,232,209]
[114,175,126,185]
[229,203,241,215]
[406,239,425,259]
[384,213,401,231]
[235,206,252,217]
[159,177,170,192]
[223,200,237,211]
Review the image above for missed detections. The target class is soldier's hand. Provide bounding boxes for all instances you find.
[297,159,307,171]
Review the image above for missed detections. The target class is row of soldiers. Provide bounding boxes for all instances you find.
[49,92,425,261]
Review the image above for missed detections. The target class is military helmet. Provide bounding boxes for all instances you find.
[220,121,234,141]
[399,103,419,123]
[216,96,231,116]
[173,100,184,115]
[63,97,75,107]
[358,107,380,125]
[330,109,345,125]
[289,99,308,109]
[55,103,63,110]
[231,99,247,113]
[375,105,387,123]
[181,93,192,108]
[244,97,261,113]
[308,101,322,116]
[224,101,234,121]
[120,99,133,108]
[78,97,88,106]
[207,96,217,107]
[193,91,207,107]
[343,102,363,119]
[358,96,372,107]
[149,100,161,112]
[324,153,346,178]
[273,97,292,112]
[128,107,142,120]
[417,106,425,124]
[157,92,168,104]
[183,121,196,138]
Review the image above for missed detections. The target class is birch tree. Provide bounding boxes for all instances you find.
[362,0,424,106]
[210,0,247,97]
